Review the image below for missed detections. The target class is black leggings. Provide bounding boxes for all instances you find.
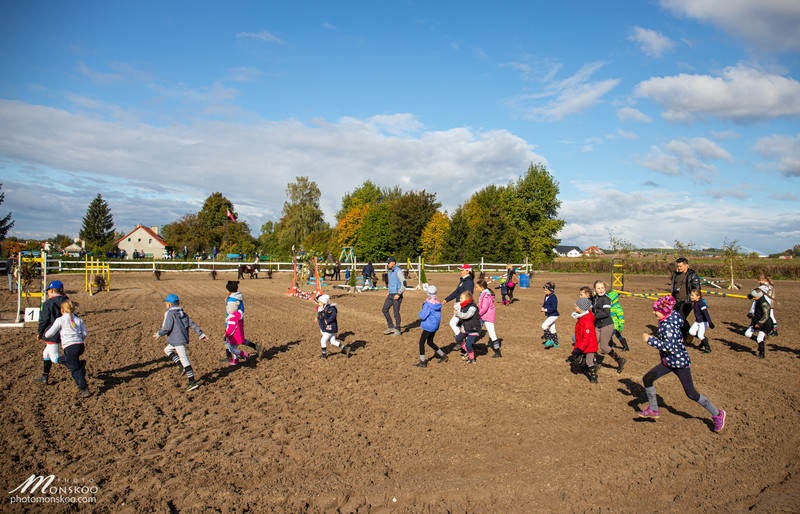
[61,343,87,390]
[418,330,440,355]
[643,363,699,401]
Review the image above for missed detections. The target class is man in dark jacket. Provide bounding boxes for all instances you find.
[671,257,701,341]
[362,262,375,288]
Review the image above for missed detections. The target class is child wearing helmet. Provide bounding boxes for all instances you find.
[153,294,209,391]
[540,282,560,348]
[33,280,69,386]
[316,294,351,360]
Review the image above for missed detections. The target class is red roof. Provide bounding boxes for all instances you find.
[115,225,167,246]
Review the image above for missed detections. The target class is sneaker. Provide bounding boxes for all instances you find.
[186,382,199,392]
[390,329,401,336]
[637,407,660,418]
[383,328,396,335]
[319,353,327,360]
[228,357,239,365]
[712,410,726,432]
[239,352,248,363]
[544,340,555,348]
[465,358,476,364]
[414,361,427,368]
[77,388,91,398]
[461,352,470,360]
[436,354,449,363]
[616,357,626,374]
[33,375,49,384]
[492,349,502,358]
[770,329,778,336]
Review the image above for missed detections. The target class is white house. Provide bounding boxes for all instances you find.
[115,225,167,258]
[554,245,583,258]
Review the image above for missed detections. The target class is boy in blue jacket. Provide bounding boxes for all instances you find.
[415,285,449,368]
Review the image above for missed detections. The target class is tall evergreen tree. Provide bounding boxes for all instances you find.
[0,184,13,241]
[79,194,115,252]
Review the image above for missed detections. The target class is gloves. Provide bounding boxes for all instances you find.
[709,322,715,329]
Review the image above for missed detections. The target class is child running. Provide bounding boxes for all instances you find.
[638,296,726,433]
[540,282,559,348]
[44,299,90,397]
[153,294,209,391]
[476,279,502,358]
[415,285,448,367]
[754,274,778,336]
[499,264,517,305]
[34,280,69,385]
[688,289,714,353]
[454,291,481,364]
[745,288,773,359]
[592,280,626,373]
[606,289,629,351]
[316,294,351,360]
[224,301,247,365]
[569,288,599,384]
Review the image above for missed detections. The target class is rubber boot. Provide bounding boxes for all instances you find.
[492,346,502,358]
[757,341,765,359]
[699,338,711,353]
[619,334,630,352]
[609,350,626,374]
[33,374,49,385]
[587,365,598,384]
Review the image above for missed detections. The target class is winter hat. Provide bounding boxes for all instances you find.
[164,293,179,304]
[426,285,437,296]
[316,294,330,304]
[226,280,239,293]
[576,297,592,312]
[226,302,238,315]
[544,281,556,293]
[652,295,676,316]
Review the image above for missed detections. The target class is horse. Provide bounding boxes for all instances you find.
[238,263,259,279]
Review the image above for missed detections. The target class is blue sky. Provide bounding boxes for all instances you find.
[1,0,798,254]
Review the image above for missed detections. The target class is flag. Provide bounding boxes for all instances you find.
[226,209,237,222]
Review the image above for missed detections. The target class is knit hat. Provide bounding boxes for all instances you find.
[226,280,239,293]
[576,297,591,312]
[426,285,437,296]
[544,281,556,293]
[652,295,676,316]
[316,294,330,304]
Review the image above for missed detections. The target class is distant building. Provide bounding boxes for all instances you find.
[63,243,83,257]
[554,245,582,258]
[115,225,167,258]
[583,246,605,256]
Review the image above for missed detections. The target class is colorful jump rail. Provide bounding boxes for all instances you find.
[617,290,748,300]
[699,289,748,299]
[286,256,323,301]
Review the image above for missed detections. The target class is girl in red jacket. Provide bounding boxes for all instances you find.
[569,287,599,384]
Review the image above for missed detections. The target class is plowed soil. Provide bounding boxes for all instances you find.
[1,270,799,512]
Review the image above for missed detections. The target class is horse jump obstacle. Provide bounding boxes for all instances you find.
[286,257,323,301]
[15,252,47,322]
[612,258,624,291]
[85,256,110,295]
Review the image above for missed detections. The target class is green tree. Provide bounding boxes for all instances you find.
[258,221,279,256]
[440,206,471,262]
[48,234,72,252]
[356,202,392,261]
[79,194,115,252]
[720,238,744,289]
[420,211,450,264]
[608,232,636,259]
[337,180,402,222]
[276,177,327,251]
[0,184,13,241]
[505,163,564,262]
[161,213,203,255]
[468,204,518,262]
[389,190,441,260]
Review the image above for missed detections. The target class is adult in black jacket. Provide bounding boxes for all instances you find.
[442,264,475,337]
[670,257,701,341]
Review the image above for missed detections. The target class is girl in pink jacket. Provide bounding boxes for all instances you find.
[476,279,502,358]
[224,302,247,365]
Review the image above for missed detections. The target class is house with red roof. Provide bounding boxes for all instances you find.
[115,225,167,259]
[583,246,605,256]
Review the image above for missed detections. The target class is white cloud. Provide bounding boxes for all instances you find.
[636,64,800,123]
[770,192,798,201]
[711,130,741,140]
[616,128,639,140]
[557,187,799,253]
[617,107,653,123]
[77,62,123,85]
[507,62,620,121]
[236,30,286,44]
[661,0,800,52]
[629,26,676,58]
[226,67,261,82]
[705,187,750,200]
[753,133,800,177]
[0,99,546,237]
[636,137,731,181]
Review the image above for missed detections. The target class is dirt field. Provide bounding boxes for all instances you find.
[1,270,799,512]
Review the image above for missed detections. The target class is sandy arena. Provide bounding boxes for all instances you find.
[1,270,798,512]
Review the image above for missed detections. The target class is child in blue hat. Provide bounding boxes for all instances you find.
[153,294,209,391]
